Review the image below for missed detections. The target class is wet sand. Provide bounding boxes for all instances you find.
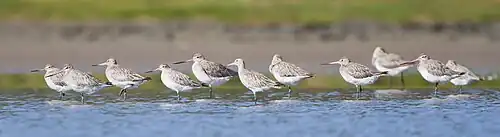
[0,22,499,74]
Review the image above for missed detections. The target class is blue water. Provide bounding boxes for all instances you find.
[1,89,500,137]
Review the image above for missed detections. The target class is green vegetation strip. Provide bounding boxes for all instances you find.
[0,73,498,91]
[1,0,500,23]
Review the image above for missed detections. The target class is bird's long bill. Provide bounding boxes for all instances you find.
[400,59,419,66]
[30,69,43,73]
[227,62,237,67]
[45,70,64,78]
[91,62,106,66]
[320,61,338,65]
[144,68,159,73]
[172,59,193,64]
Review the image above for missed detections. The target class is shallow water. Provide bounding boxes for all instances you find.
[1,89,500,137]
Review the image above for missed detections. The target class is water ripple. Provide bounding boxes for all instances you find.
[0,89,499,137]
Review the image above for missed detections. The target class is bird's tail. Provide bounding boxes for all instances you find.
[470,74,482,81]
[95,82,113,92]
[201,83,210,87]
[374,71,389,76]
[471,76,482,81]
[132,77,152,82]
[450,72,467,79]
[296,74,315,80]
[305,73,315,78]
[143,77,152,81]
[273,82,286,89]
[103,82,113,87]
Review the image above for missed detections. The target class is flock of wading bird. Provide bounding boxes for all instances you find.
[30,47,484,104]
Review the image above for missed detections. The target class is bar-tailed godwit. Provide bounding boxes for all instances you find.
[145,64,208,101]
[227,58,284,104]
[92,58,151,100]
[46,64,112,104]
[372,47,413,89]
[31,64,72,100]
[322,57,388,98]
[172,53,237,99]
[446,60,483,93]
[269,54,313,98]
[400,54,465,95]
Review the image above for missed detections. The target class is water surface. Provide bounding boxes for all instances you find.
[1,89,500,137]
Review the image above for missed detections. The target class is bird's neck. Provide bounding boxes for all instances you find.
[340,63,350,67]
[373,51,386,58]
[160,69,172,76]
[45,69,58,74]
[237,64,246,72]
[271,59,281,66]
[105,64,119,69]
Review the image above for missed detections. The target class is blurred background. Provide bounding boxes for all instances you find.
[3,1,500,137]
[0,0,499,88]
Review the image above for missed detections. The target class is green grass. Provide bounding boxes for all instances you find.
[0,73,498,91]
[1,0,500,24]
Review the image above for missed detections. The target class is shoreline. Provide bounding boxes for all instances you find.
[0,73,498,90]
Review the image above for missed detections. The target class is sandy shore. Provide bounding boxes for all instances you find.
[0,22,499,74]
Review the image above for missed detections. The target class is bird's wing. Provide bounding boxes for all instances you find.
[242,70,282,88]
[170,70,204,87]
[46,69,68,86]
[109,67,145,82]
[201,61,238,77]
[376,53,407,69]
[346,63,374,79]
[427,61,462,76]
[270,62,313,77]
[72,70,104,86]
[447,63,480,78]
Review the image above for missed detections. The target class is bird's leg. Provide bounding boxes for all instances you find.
[59,92,65,100]
[458,86,463,94]
[119,89,127,101]
[288,86,292,98]
[434,83,439,96]
[355,85,360,100]
[119,89,125,97]
[359,86,363,99]
[209,85,213,99]
[123,91,127,101]
[253,91,257,105]
[176,92,181,102]
[400,73,406,90]
[80,93,85,104]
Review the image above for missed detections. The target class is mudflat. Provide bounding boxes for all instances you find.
[1,22,499,74]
